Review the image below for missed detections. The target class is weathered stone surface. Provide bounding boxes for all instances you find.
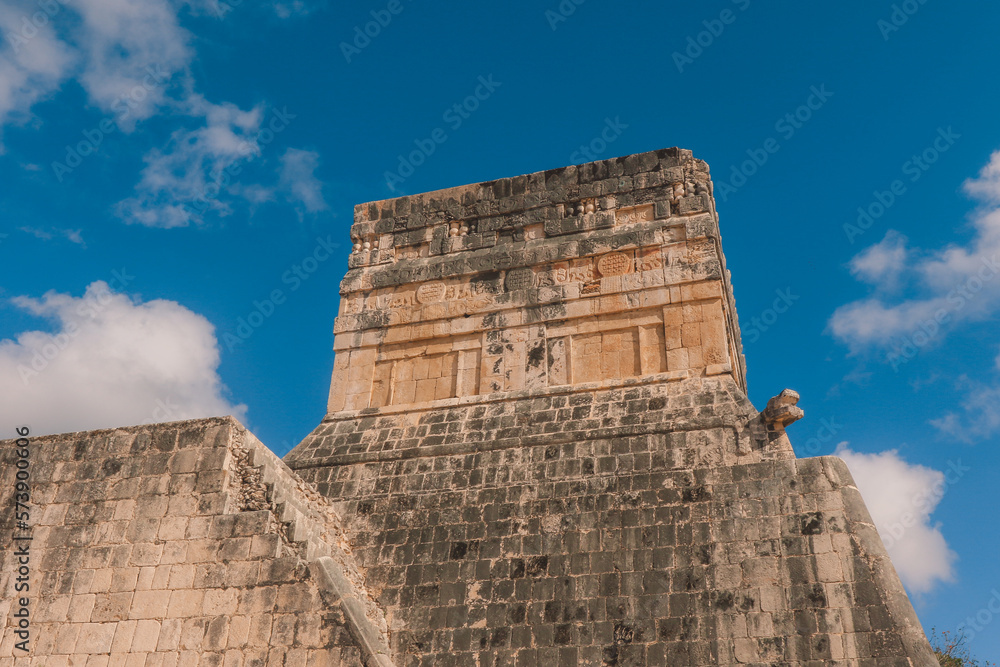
[324,148,745,417]
[0,417,382,666]
[286,147,937,666]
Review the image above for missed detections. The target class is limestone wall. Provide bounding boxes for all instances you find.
[294,445,936,666]
[326,148,747,416]
[289,375,791,477]
[0,417,388,666]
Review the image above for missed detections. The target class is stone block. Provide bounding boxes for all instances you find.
[130,620,161,652]
[167,589,206,618]
[76,623,116,653]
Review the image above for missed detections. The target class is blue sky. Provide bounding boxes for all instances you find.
[2,0,999,658]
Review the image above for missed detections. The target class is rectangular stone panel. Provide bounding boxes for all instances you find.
[546,337,570,386]
[543,211,615,237]
[365,333,482,408]
[570,326,649,384]
[370,351,458,407]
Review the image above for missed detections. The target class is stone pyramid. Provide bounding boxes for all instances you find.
[1,148,937,666]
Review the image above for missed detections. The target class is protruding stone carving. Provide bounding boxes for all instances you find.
[764,388,804,428]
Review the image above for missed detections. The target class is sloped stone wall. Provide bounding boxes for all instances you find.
[294,444,936,666]
[0,417,383,666]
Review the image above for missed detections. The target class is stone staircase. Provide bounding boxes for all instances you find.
[231,426,396,667]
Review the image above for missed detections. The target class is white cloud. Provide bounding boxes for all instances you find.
[71,0,193,128]
[118,119,331,227]
[18,226,86,245]
[233,183,276,205]
[830,151,1000,353]
[963,150,1000,206]
[835,444,956,594]
[1,0,316,221]
[19,226,52,240]
[117,99,263,227]
[930,373,1000,443]
[273,1,318,18]
[0,280,246,436]
[278,147,328,214]
[0,0,191,140]
[0,1,76,142]
[827,297,947,351]
[849,230,908,287]
[185,0,320,20]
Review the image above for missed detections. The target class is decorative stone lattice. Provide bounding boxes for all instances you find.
[596,251,633,277]
[504,268,535,292]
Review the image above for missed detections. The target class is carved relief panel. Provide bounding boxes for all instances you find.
[547,320,667,387]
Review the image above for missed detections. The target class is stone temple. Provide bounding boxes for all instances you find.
[2,148,938,665]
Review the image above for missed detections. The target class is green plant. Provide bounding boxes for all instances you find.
[931,628,996,667]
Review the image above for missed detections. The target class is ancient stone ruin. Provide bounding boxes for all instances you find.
[2,148,938,665]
